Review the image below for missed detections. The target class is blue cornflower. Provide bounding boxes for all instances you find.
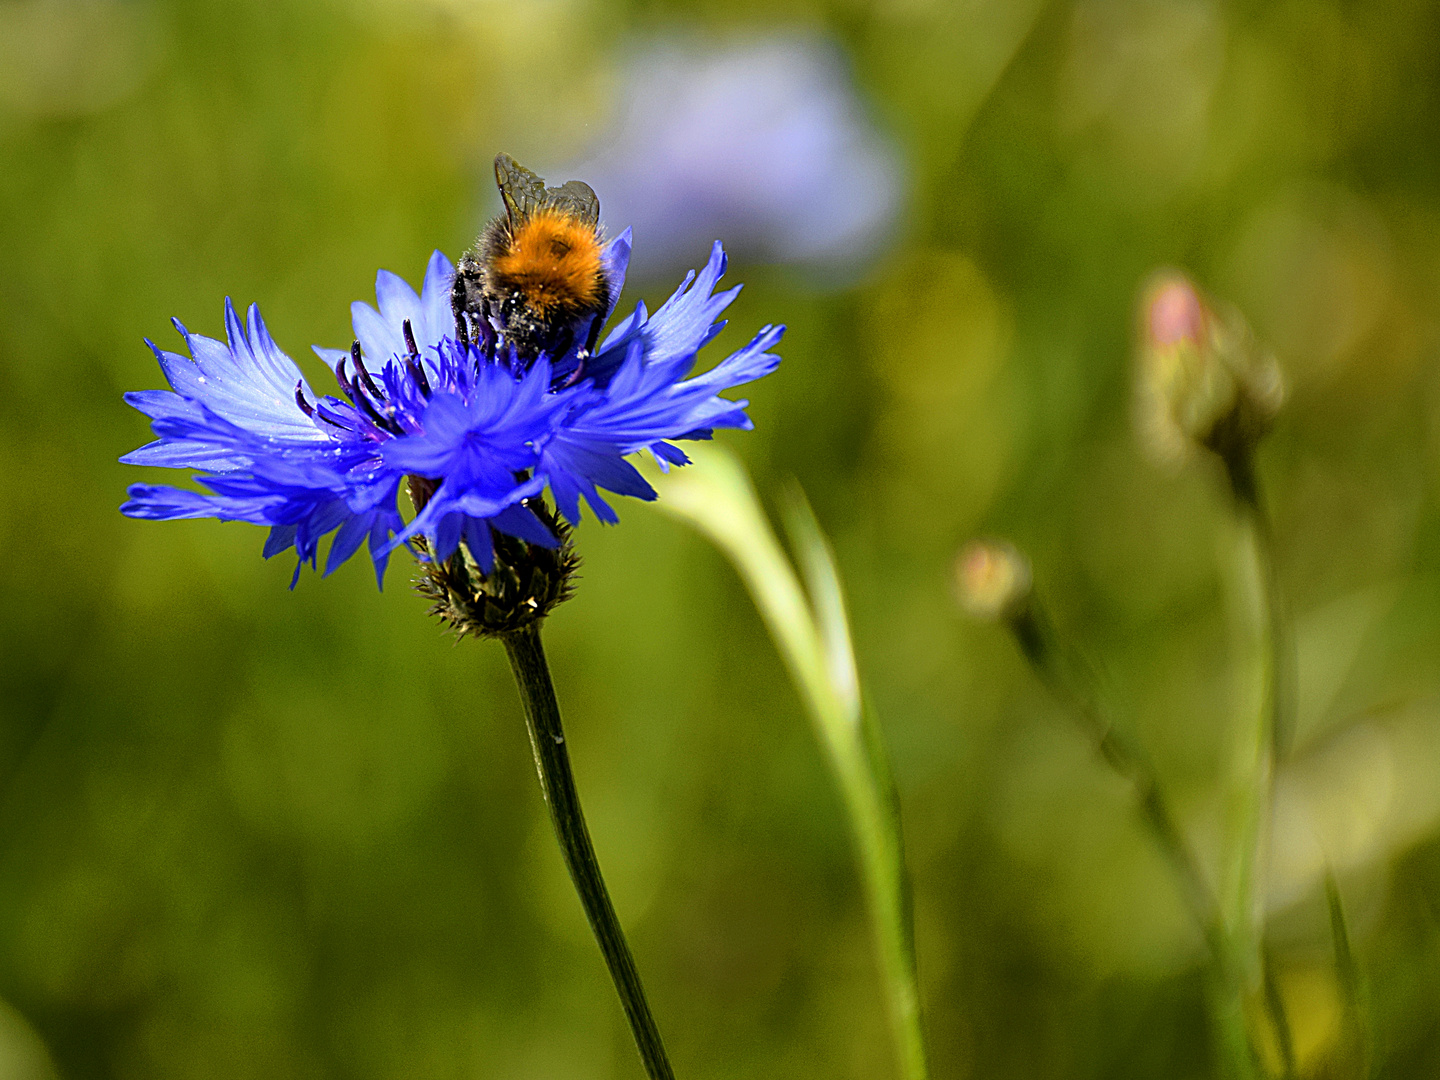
[121,235,783,598]
[561,34,903,282]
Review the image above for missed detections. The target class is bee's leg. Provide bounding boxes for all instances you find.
[449,267,469,326]
[555,316,604,387]
[450,255,486,345]
[452,294,497,363]
[550,326,582,385]
[582,312,604,356]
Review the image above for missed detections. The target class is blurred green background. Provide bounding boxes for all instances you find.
[3,0,1440,1076]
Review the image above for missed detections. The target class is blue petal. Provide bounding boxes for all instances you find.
[599,228,632,320]
[433,511,464,563]
[264,523,298,557]
[343,251,456,374]
[367,513,398,588]
[312,346,348,372]
[121,483,271,522]
[352,298,406,369]
[535,304,782,524]
[642,242,741,365]
[595,300,648,360]
[141,309,329,449]
[461,515,496,573]
[651,442,690,468]
[418,250,458,348]
[324,513,372,576]
[490,504,560,548]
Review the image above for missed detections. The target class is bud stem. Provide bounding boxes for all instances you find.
[502,624,677,1080]
[1223,449,1292,762]
[1222,450,1297,1078]
[1009,605,1224,962]
[1008,601,1263,1077]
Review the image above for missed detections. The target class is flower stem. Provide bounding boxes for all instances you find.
[502,623,676,1080]
[1008,602,1258,1078]
[1220,448,1289,1079]
[1009,605,1224,962]
[1225,453,1291,763]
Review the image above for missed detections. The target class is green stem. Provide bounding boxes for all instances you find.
[1011,607,1224,962]
[502,624,676,1080]
[1326,870,1370,1076]
[1226,454,1291,763]
[840,700,929,1080]
[1263,944,1297,1078]
[1221,449,1289,1079]
[1325,875,1360,1017]
[782,494,929,1080]
[639,451,929,1080]
[1009,604,1256,1078]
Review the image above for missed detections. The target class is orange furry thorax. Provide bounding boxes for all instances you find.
[491,210,604,315]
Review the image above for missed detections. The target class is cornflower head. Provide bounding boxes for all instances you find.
[563,34,903,281]
[122,221,783,637]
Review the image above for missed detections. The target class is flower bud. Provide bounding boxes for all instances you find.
[413,486,581,639]
[1135,271,1283,466]
[955,540,1032,622]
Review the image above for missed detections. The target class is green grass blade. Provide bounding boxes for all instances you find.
[643,444,929,1080]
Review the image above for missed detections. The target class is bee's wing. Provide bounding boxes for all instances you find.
[547,180,600,226]
[494,153,601,228]
[495,153,549,228]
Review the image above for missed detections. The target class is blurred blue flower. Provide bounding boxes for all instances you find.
[121,240,783,586]
[561,35,904,282]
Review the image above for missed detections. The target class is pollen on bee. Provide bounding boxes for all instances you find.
[493,210,605,315]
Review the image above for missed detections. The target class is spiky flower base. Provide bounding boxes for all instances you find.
[414,492,580,639]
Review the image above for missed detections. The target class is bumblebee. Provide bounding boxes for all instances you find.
[451,153,610,366]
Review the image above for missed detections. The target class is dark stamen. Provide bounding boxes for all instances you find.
[294,381,316,417]
[314,402,353,431]
[351,341,384,401]
[351,377,408,434]
[335,357,355,400]
[406,359,432,398]
[355,390,403,436]
[400,319,432,396]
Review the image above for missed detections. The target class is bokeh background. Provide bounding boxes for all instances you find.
[2,0,1440,1076]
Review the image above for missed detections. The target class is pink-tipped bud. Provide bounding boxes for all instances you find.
[955,540,1032,622]
[1148,276,1208,349]
[1136,270,1283,465]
